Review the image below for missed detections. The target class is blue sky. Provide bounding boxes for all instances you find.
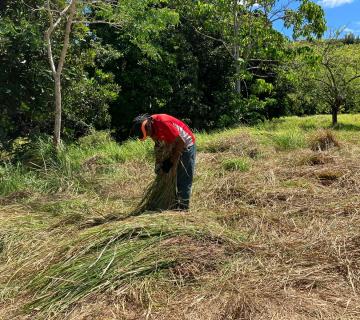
[274,0,360,38]
[320,0,360,36]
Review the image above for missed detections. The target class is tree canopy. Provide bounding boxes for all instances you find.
[1,0,358,150]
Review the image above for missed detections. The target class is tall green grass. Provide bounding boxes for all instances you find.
[0,132,153,197]
[0,163,40,196]
[270,130,307,151]
[2,114,360,198]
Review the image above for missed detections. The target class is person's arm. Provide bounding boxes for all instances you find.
[160,137,185,173]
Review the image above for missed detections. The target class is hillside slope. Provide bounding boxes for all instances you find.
[1,115,360,319]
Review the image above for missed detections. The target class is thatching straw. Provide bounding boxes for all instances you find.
[133,142,177,214]
[134,170,177,213]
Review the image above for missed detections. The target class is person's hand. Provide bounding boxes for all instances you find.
[154,163,161,175]
[161,158,173,173]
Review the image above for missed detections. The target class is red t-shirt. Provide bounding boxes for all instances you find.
[151,114,195,147]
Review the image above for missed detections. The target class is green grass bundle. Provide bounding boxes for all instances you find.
[25,214,239,315]
[134,170,177,213]
[134,142,177,214]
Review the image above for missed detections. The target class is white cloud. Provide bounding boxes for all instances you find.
[318,0,353,8]
[342,27,360,34]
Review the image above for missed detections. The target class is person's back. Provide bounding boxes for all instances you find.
[151,114,195,147]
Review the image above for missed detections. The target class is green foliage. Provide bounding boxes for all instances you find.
[0,6,52,146]
[0,0,180,147]
[281,42,360,123]
[0,0,330,147]
[91,0,327,138]
[284,0,326,39]
[271,130,307,151]
[0,1,120,146]
[222,157,251,172]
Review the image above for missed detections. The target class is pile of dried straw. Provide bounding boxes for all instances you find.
[134,141,177,214]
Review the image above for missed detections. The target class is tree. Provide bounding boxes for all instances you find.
[44,0,77,149]
[0,0,119,148]
[175,0,326,95]
[41,0,178,149]
[282,41,360,125]
[0,0,330,146]
[319,42,360,125]
[99,18,236,138]
[0,1,54,147]
[342,32,360,45]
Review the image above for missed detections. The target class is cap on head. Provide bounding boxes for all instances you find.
[131,114,151,140]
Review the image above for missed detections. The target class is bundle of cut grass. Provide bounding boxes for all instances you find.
[133,142,177,214]
[310,129,340,151]
[134,170,177,213]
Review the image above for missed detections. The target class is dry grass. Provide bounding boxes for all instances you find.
[2,116,360,319]
[73,146,359,319]
[309,129,340,151]
[133,142,177,214]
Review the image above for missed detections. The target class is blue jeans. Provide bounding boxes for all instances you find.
[177,144,196,210]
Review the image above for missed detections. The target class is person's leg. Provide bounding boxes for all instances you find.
[176,144,196,210]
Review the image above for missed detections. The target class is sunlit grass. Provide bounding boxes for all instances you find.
[2,114,360,197]
[2,114,360,319]
[222,157,251,172]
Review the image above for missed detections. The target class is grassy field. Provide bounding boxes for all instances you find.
[1,114,360,319]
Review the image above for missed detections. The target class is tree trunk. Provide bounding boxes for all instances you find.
[53,75,62,148]
[331,106,338,126]
[235,47,241,94]
[331,93,343,126]
[233,0,241,94]
[45,0,77,150]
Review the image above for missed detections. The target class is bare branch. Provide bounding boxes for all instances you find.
[347,74,360,84]
[322,61,337,92]
[248,58,280,63]
[44,0,56,77]
[192,26,234,58]
[57,0,77,76]
[312,77,333,90]
[250,73,276,78]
